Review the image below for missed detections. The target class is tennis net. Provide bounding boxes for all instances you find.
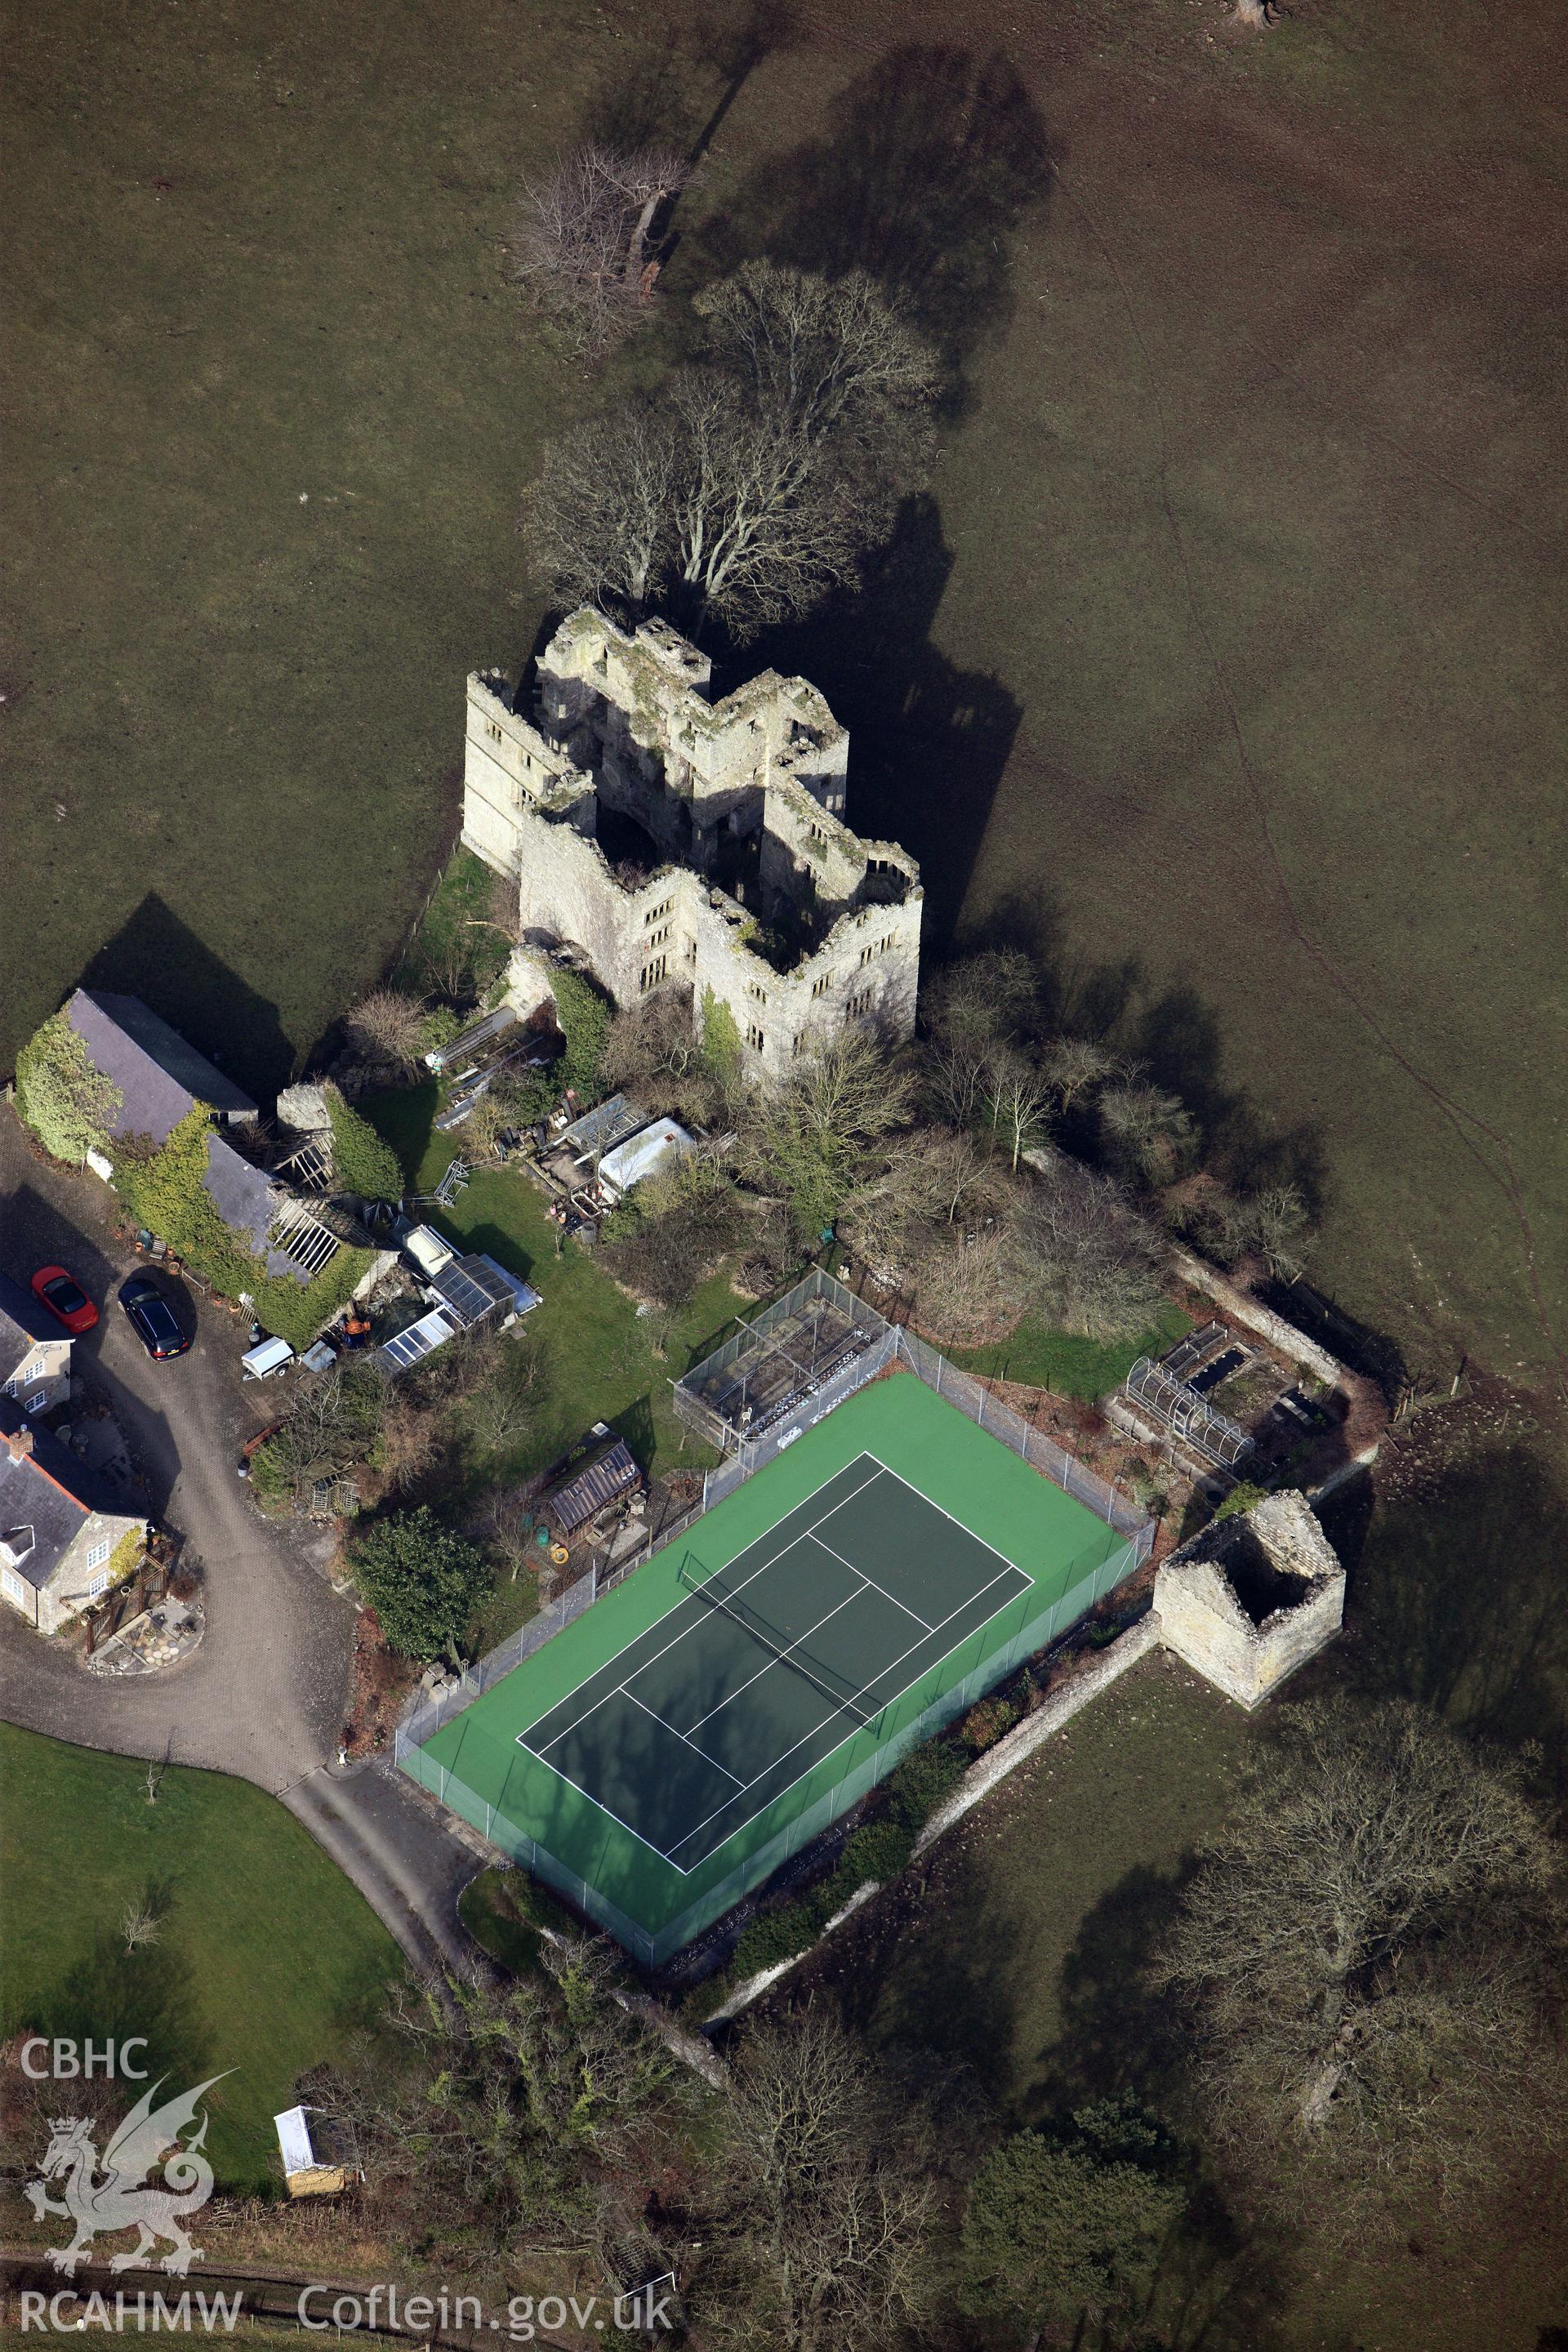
[678,1554,877,1728]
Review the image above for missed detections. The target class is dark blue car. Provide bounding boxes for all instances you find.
[119,1274,191,1361]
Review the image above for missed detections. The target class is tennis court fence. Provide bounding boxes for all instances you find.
[397,1516,1145,1968]
[396,1285,1156,1959]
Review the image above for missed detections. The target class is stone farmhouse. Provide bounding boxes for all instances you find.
[0,1275,73,1420]
[0,1412,148,1636]
[461,608,923,1084]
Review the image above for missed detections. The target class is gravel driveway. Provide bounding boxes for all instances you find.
[0,1111,474,1971]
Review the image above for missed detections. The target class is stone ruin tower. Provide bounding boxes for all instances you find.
[461,608,923,1085]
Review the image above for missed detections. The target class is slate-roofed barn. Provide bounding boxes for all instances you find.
[65,989,257,1141]
[61,991,350,1289]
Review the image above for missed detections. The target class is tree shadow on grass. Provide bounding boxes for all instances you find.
[41,1917,216,2099]
[956,884,1334,1206]
[695,42,1055,391]
[749,494,1023,949]
[1345,1441,1568,1791]
[812,1846,1029,2108]
[1030,1860,1302,2351]
[1026,1860,1194,2125]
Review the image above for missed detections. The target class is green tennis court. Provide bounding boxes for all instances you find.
[403,1374,1143,1964]
[519,1455,1033,1873]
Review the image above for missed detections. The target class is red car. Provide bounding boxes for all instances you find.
[30,1265,100,1335]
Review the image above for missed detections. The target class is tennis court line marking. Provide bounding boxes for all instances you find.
[535,1558,870,1759]
[849,1458,1023,1587]
[805,1534,933,1631]
[666,1560,1029,1866]
[518,1732,705,1871]
[681,1572,880,1735]
[512,1558,1034,1881]
[519,1458,888,1757]
[623,1690,746,1787]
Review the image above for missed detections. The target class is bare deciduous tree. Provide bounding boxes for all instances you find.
[737,1032,914,1241]
[344,989,428,1079]
[1156,1698,1567,2232]
[526,265,937,639]
[528,401,682,612]
[1041,1032,1125,1113]
[696,2011,940,2350]
[259,1362,388,1514]
[911,1225,1014,1347]
[325,1944,690,2269]
[1098,1079,1197,1186]
[983,1048,1054,1173]
[514,143,691,354]
[1008,1163,1166,1340]
[467,1332,547,1455]
[120,1900,158,1953]
[600,986,724,1127]
[922,950,1039,1058]
[840,1126,1000,1282]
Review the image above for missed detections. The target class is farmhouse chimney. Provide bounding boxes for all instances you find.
[3,1428,34,1463]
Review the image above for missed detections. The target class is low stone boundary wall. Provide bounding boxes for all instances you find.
[702,1882,883,2029]
[1169,1250,1343,1387]
[702,1617,1165,2031]
[913,1612,1164,1854]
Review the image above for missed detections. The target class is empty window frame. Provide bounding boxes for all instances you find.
[746,1022,766,1053]
[640,955,669,992]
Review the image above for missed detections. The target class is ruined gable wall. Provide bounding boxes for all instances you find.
[461,673,591,880]
[695,887,924,1086]
[466,613,919,1084]
[1153,1493,1345,1708]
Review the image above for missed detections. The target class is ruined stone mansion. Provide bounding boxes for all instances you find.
[461,608,923,1083]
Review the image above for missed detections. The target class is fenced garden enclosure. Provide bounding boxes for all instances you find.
[396,1273,1153,1964]
[675,1268,1147,1538]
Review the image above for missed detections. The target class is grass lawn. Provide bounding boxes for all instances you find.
[0,1725,401,2189]
[951,1299,1191,1399]
[6,0,1561,1388]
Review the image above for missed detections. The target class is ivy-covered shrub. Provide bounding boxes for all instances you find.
[710,1736,977,1992]
[883,1738,968,1837]
[112,1104,373,1351]
[418,1005,462,1058]
[959,1693,1022,1753]
[840,1816,915,1882]
[1212,1478,1268,1524]
[550,966,613,1102]
[15,1012,122,1163]
[699,988,742,1088]
[324,1083,403,1201]
[350,1506,490,1663]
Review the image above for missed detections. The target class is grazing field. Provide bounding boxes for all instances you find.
[0,1725,399,2189]
[792,1643,1568,2349]
[4,0,1561,1390]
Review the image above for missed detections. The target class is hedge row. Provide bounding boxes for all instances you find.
[726,1739,970,1982]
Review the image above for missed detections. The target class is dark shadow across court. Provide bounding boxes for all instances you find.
[517,1454,1031,1871]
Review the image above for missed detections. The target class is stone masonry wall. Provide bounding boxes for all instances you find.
[1154,1490,1344,1709]
[461,611,921,1086]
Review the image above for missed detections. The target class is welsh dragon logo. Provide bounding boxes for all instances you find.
[24,2074,231,2276]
